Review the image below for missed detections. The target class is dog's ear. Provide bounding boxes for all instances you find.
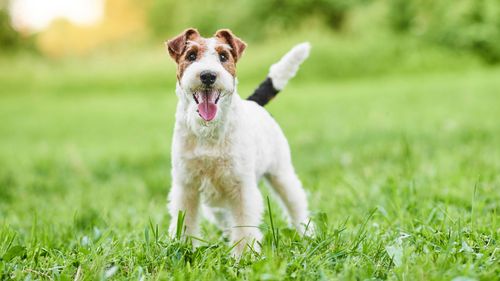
[165,28,200,62]
[215,29,247,62]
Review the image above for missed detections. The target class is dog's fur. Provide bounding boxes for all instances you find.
[165,28,312,256]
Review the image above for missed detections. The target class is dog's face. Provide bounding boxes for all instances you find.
[166,28,246,122]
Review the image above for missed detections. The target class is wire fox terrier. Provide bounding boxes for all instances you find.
[165,28,312,256]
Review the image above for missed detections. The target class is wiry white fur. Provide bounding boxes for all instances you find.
[168,41,312,256]
[268,42,311,90]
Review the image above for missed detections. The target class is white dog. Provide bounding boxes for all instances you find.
[165,28,312,256]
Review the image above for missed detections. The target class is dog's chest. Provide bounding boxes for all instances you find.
[179,135,241,205]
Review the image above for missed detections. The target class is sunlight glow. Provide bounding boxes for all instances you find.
[10,0,104,32]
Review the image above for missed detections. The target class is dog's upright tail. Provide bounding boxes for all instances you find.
[247,42,311,106]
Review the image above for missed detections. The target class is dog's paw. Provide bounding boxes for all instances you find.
[230,233,262,259]
[231,242,261,260]
[297,220,316,237]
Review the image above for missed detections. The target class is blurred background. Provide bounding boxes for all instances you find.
[1,1,499,278]
[1,0,500,216]
[2,0,500,161]
[3,0,500,73]
[2,0,500,229]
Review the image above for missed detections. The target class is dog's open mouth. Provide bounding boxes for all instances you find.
[193,88,221,122]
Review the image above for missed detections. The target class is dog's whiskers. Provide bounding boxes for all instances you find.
[215,91,221,104]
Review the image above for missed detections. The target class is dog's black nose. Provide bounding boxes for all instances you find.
[200,71,217,86]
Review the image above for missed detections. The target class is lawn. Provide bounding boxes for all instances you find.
[0,48,499,280]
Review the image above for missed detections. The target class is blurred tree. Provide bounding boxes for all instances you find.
[384,0,500,63]
[148,0,370,41]
[318,0,356,30]
[387,0,415,33]
[444,0,500,63]
[148,0,248,39]
[148,0,178,38]
[0,1,21,50]
[250,0,370,31]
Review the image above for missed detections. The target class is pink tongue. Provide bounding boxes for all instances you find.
[198,95,217,121]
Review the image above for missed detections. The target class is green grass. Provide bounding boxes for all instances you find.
[0,45,499,280]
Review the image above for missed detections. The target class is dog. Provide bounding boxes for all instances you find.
[165,28,312,256]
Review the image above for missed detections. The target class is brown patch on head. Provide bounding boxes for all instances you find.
[166,28,247,80]
[214,44,236,76]
[176,39,208,79]
[214,29,247,62]
[166,28,199,61]
[214,29,246,77]
[166,28,208,80]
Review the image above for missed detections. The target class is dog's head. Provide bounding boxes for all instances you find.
[166,28,246,122]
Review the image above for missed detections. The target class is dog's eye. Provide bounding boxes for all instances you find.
[219,53,228,62]
[187,52,197,61]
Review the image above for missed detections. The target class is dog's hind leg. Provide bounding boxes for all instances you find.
[201,204,231,237]
[266,168,313,236]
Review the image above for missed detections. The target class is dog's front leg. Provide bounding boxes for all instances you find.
[228,183,264,257]
[167,182,200,241]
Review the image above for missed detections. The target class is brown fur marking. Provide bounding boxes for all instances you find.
[214,29,247,62]
[167,28,246,80]
[215,44,236,76]
[166,28,199,62]
[177,39,207,80]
